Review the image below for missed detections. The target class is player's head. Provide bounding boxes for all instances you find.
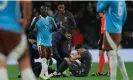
[57,2,65,14]
[65,30,72,40]
[40,5,48,16]
[75,44,86,54]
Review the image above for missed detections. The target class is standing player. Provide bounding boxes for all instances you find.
[0,1,36,80]
[30,5,57,80]
[91,12,110,76]
[54,2,76,31]
[97,1,129,80]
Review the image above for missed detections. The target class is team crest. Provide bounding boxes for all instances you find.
[49,20,53,24]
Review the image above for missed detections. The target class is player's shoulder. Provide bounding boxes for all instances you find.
[33,15,41,20]
[47,16,54,20]
[66,11,73,15]
[53,11,59,17]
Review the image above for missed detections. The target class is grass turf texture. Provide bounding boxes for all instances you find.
[8,62,133,80]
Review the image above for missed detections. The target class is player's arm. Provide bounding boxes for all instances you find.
[30,16,40,32]
[70,53,81,61]
[19,1,32,30]
[69,12,76,30]
[30,17,36,31]
[51,18,58,32]
[53,13,61,29]
[96,1,109,12]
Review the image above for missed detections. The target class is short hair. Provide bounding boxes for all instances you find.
[66,30,73,34]
[75,43,85,50]
[40,5,47,9]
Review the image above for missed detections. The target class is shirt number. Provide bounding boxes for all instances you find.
[118,2,123,16]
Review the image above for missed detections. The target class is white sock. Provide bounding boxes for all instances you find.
[49,71,58,78]
[21,68,36,80]
[0,68,8,80]
[116,52,129,80]
[40,58,48,76]
[108,50,117,80]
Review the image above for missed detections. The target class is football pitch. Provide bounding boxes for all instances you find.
[8,62,133,80]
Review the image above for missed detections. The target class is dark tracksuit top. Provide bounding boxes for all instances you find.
[53,11,76,31]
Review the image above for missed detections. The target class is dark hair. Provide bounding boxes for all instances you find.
[66,30,73,34]
[75,43,85,50]
[40,5,47,9]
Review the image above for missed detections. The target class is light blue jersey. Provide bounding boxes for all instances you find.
[97,1,127,33]
[0,1,22,33]
[31,16,56,47]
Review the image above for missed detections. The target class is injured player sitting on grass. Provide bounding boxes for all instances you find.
[49,43,92,77]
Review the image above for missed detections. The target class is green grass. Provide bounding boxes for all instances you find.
[7,62,133,80]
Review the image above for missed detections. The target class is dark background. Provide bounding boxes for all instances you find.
[30,1,133,49]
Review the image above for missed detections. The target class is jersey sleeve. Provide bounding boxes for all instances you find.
[51,17,57,29]
[30,17,36,27]
[69,12,76,29]
[97,1,109,12]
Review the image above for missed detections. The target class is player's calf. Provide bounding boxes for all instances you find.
[38,46,50,79]
[0,54,8,80]
[18,49,36,80]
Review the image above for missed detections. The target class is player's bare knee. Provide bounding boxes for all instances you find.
[107,50,117,57]
[41,53,47,58]
[18,49,30,62]
[99,50,105,56]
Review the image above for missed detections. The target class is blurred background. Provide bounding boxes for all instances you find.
[29,1,133,49]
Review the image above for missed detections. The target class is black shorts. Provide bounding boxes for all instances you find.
[98,34,104,50]
[70,61,89,77]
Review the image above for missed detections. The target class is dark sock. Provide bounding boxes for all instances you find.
[56,60,68,73]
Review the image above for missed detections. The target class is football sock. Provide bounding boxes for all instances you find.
[98,56,105,73]
[21,68,36,80]
[116,52,129,80]
[40,58,48,76]
[0,68,8,80]
[108,50,117,80]
[108,56,111,72]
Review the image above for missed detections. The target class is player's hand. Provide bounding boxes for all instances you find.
[35,16,40,23]
[33,28,37,32]
[70,58,74,62]
[51,53,53,57]
[28,39,36,44]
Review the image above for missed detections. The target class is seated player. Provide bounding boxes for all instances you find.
[49,43,92,77]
